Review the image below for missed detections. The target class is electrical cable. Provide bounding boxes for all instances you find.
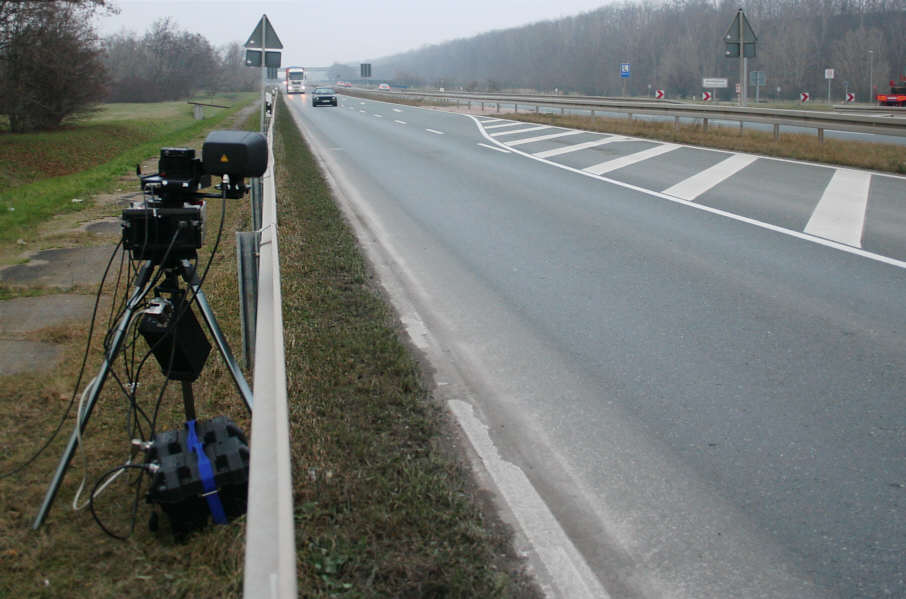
[0,240,125,479]
[87,463,150,540]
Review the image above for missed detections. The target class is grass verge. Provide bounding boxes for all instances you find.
[274,93,538,597]
[0,94,255,243]
[0,109,258,599]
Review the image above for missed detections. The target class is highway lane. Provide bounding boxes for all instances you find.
[284,93,906,598]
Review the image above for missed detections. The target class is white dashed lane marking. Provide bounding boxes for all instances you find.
[426,129,444,135]
[484,122,525,130]
[583,143,679,175]
[533,137,625,158]
[505,130,583,147]
[662,154,758,201]
[490,125,552,138]
[804,168,872,247]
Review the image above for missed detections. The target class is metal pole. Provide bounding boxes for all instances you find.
[868,50,873,104]
[260,17,267,133]
[738,10,745,106]
[33,262,154,528]
[180,260,253,412]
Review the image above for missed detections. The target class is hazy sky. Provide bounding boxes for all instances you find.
[95,0,609,67]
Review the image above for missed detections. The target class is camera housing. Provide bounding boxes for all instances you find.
[122,131,268,264]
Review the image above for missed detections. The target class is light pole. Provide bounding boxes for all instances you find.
[868,49,873,104]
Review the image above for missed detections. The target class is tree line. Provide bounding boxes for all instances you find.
[0,1,257,133]
[368,0,905,102]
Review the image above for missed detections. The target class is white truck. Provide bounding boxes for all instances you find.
[285,67,305,94]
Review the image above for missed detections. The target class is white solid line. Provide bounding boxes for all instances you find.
[484,121,524,130]
[533,136,625,158]
[662,153,758,201]
[465,114,906,271]
[449,400,610,599]
[505,130,584,147]
[583,143,680,175]
[394,120,407,125]
[804,168,872,247]
[478,118,504,123]
[478,143,511,153]
[426,128,444,135]
[491,125,552,138]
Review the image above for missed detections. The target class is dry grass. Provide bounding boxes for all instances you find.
[0,112,256,599]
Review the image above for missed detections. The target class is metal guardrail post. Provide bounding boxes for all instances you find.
[236,231,259,370]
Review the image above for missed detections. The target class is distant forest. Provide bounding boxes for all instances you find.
[357,0,905,101]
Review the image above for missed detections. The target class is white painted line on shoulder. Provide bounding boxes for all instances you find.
[505,130,584,147]
[394,120,407,125]
[491,125,552,138]
[484,122,524,130]
[449,400,610,599]
[583,143,679,175]
[465,114,906,270]
[662,153,758,201]
[478,118,504,123]
[426,129,444,135]
[478,143,511,153]
[533,136,624,158]
[804,168,871,247]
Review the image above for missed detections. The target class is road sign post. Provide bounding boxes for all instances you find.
[825,68,834,104]
[620,63,630,97]
[724,9,757,106]
[245,14,283,133]
[749,70,766,103]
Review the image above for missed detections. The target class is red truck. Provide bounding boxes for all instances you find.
[877,76,906,106]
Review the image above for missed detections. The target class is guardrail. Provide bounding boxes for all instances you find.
[243,101,297,598]
[362,88,906,142]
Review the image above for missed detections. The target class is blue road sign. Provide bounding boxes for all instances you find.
[620,63,631,78]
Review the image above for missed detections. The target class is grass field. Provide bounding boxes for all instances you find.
[0,93,255,243]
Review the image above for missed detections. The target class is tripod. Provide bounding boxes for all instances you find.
[32,257,253,529]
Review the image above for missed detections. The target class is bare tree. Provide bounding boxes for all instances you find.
[0,1,111,132]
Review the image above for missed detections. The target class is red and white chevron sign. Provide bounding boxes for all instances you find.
[800,91,810,103]
[845,92,855,103]
[655,89,665,99]
[702,91,712,101]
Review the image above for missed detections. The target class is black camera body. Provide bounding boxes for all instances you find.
[122,131,267,265]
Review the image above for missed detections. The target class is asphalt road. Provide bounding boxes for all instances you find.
[284,93,906,598]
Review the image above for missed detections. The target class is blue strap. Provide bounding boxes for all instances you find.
[186,420,227,524]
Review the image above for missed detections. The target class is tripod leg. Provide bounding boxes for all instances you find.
[32,262,154,529]
[180,260,253,412]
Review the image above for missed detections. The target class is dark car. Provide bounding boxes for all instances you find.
[312,87,338,107]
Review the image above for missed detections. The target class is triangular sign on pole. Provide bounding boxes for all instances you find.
[245,14,283,49]
[724,9,757,43]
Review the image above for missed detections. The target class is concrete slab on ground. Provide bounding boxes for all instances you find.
[0,294,95,334]
[0,245,117,288]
